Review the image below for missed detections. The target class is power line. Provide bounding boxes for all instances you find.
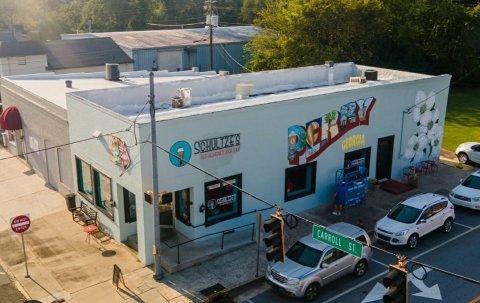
[0,128,132,161]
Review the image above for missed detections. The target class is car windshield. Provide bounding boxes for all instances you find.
[462,175,480,190]
[387,203,422,224]
[286,241,323,268]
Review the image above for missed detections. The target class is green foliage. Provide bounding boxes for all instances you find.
[246,0,480,84]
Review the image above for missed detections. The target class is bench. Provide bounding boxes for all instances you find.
[72,201,98,226]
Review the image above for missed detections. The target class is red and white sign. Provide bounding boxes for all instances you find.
[10,214,31,234]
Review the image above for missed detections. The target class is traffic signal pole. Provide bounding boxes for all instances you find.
[263,208,286,263]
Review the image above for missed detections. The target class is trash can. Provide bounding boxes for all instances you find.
[65,193,77,212]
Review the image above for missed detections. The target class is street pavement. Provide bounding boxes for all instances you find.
[0,144,477,303]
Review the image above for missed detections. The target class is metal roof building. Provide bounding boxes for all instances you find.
[62,26,261,73]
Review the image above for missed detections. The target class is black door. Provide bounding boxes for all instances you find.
[376,136,394,180]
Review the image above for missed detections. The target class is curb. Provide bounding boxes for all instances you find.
[0,256,31,301]
[228,275,266,298]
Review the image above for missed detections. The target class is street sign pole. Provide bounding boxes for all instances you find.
[11,214,31,278]
[21,233,29,278]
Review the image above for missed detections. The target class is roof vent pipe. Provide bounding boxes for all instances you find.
[65,80,72,88]
[326,61,334,85]
[236,83,254,100]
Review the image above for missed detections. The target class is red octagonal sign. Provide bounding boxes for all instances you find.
[11,215,31,234]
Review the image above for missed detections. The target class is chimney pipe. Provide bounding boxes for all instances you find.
[65,80,72,88]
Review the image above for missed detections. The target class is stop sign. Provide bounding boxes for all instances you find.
[11,215,31,234]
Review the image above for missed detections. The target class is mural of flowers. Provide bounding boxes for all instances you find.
[404,90,443,162]
[108,135,131,170]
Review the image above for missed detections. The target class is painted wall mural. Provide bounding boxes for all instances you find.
[108,135,130,170]
[288,97,376,165]
[404,90,443,163]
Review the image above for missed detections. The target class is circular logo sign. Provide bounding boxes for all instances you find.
[169,141,192,167]
[11,215,31,234]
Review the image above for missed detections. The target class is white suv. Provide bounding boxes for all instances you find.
[449,170,480,210]
[375,193,455,249]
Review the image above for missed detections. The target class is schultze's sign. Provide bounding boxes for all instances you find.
[194,133,241,160]
[10,214,31,234]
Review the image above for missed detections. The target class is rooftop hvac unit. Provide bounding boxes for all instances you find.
[171,96,184,108]
[219,70,230,76]
[178,88,192,107]
[364,69,378,81]
[105,63,120,81]
[206,14,219,27]
[349,76,366,84]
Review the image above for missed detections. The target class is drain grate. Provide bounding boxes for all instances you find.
[199,283,230,303]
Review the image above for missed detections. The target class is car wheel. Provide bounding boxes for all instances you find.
[407,234,419,249]
[304,283,320,301]
[442,218,453,233]
[457,152,469,164]
[353,259,368,277]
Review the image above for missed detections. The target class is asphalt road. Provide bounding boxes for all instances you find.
[238,206,480,303]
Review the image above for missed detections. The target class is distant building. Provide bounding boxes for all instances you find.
[0,38,133,80]
[62,26,261,73]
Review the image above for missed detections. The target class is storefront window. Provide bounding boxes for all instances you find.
[93,169,114,220]
[344,147,371,175]
[75,157,93,201]
[175,188,191,225]
[123,187,136,223]
[204,174,242,227]
[285,162,317,202]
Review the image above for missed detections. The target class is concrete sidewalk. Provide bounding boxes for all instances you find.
[0,146,475,303]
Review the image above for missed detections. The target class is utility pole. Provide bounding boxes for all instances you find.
[149,72,163,280]
[205,0,215,71]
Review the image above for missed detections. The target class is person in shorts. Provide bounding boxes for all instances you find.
[333,181,347,215]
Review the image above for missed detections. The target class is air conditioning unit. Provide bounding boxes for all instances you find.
[349,76,366,84]
[219,70,230,76]
[171,96,184,108]
[236,83,254,100]
[178,88,192,107]
[1,132,7,147]
[105,63,120,81]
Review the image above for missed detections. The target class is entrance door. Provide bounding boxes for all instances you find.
[159,194,174,228]
[376,136,394,180]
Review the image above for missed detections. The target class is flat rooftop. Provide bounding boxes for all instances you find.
[71,62,436,124]
[3,70,217,109]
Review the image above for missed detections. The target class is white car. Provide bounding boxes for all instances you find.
[449,170,480,210]
[456,142,480,164]
[375,193,455,249]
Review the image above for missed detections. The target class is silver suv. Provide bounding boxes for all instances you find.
[375,193,455,249]
[265,222,372,301]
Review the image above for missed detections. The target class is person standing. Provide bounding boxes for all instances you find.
[333,181,347,215]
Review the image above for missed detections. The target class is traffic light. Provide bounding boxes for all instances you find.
[383,264,408,303]
[263,213,285,262]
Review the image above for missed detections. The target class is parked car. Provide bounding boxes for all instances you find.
[455,142,480,164]
[374,193,455,249]
[449,170,480,210]
[265,222,372,301]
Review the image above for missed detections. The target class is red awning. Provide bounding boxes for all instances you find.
[0,106,22,130]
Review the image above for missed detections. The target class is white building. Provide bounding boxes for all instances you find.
[65,62,451,267]
[0,69,217,196]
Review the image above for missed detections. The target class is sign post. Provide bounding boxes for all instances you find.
[312,224,362,258]
[10,214,31,278]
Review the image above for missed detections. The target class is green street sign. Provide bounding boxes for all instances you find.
[312,225,363,258]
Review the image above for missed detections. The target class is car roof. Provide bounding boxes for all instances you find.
[400,193,448,209]
[299,222,366,251]
[470,170,480,177]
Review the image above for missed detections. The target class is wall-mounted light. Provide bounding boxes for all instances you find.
[92,130,102,138]
[199,204,205,213]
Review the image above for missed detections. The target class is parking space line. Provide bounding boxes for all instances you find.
[370,258,389,268]
[454,221,473,229]
[412,224,480,260]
